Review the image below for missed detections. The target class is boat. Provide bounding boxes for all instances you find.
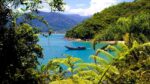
[65,46,86,50]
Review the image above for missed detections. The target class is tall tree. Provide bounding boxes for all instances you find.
[0,0,64,83]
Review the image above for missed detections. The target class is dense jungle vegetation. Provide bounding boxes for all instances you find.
[0,0,149,84]
[65,0,150,41]
[0,0,64,83]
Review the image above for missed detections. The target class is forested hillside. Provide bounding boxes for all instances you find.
[65,0,150,41]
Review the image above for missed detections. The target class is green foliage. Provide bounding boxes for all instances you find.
[31,55,82,83]
[1,0,149,84]
[41,42,150,84]
[0,0,65,83]
[108,42,150,84]
[95,12,150,44]
[65,23,96,39]
[41,44,121,83]
[0,23,42,83]
[66,0,150,40]
[40,0,150,83]
[49,0,65,11]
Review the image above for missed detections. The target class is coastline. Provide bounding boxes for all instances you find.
[64,37,91,42]
[40,33,125,44]
[65,37,125,44]
[100,41,125,44]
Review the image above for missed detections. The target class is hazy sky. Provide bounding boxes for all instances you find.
[40,0,134,16]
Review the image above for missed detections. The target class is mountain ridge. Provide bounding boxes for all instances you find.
[31,11,89,33]
[17,11,89,33]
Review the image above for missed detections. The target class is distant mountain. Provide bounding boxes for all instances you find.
[18,11,89,33]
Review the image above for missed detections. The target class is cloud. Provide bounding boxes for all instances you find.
[64,5,71,11]
[64,0,120,16]
[38,2,51,12]
[39,0,132,16]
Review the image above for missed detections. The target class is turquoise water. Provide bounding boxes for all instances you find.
[38,34,111,65]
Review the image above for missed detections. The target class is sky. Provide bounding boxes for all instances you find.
[40,0,134,16]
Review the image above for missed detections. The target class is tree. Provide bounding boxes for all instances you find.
[93,12,150,45]
[0,0,64,83]
[66,0,150,40]
[107,42,150,84]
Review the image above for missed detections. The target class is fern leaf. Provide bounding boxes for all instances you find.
[78,63,105,74]
[98,65,112,84]
[116,43,128,52]
[109,66,119,74]
[96,49,114,61]
[90,55,109,65]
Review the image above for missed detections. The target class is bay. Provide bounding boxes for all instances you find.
[38,34,111,65]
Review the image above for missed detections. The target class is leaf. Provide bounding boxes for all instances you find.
[109,66,119,74]
[96,49,114,61]
[77,70,99,79]
[98,65,112,84]
[90,55,109,65]
[132,41,139,49]
[67,67,72,72]
[41,65,46,72]
[105,45,120,53]
[50,79,74,84]
[78,63,105,73]
[73,64,89,73]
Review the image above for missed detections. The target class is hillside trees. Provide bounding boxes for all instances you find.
[65,0,150,40]
[94,12,150,43]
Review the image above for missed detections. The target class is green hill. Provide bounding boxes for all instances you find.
[65,0,150,41]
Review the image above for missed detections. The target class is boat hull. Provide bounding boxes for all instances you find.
[65,46,86,50]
